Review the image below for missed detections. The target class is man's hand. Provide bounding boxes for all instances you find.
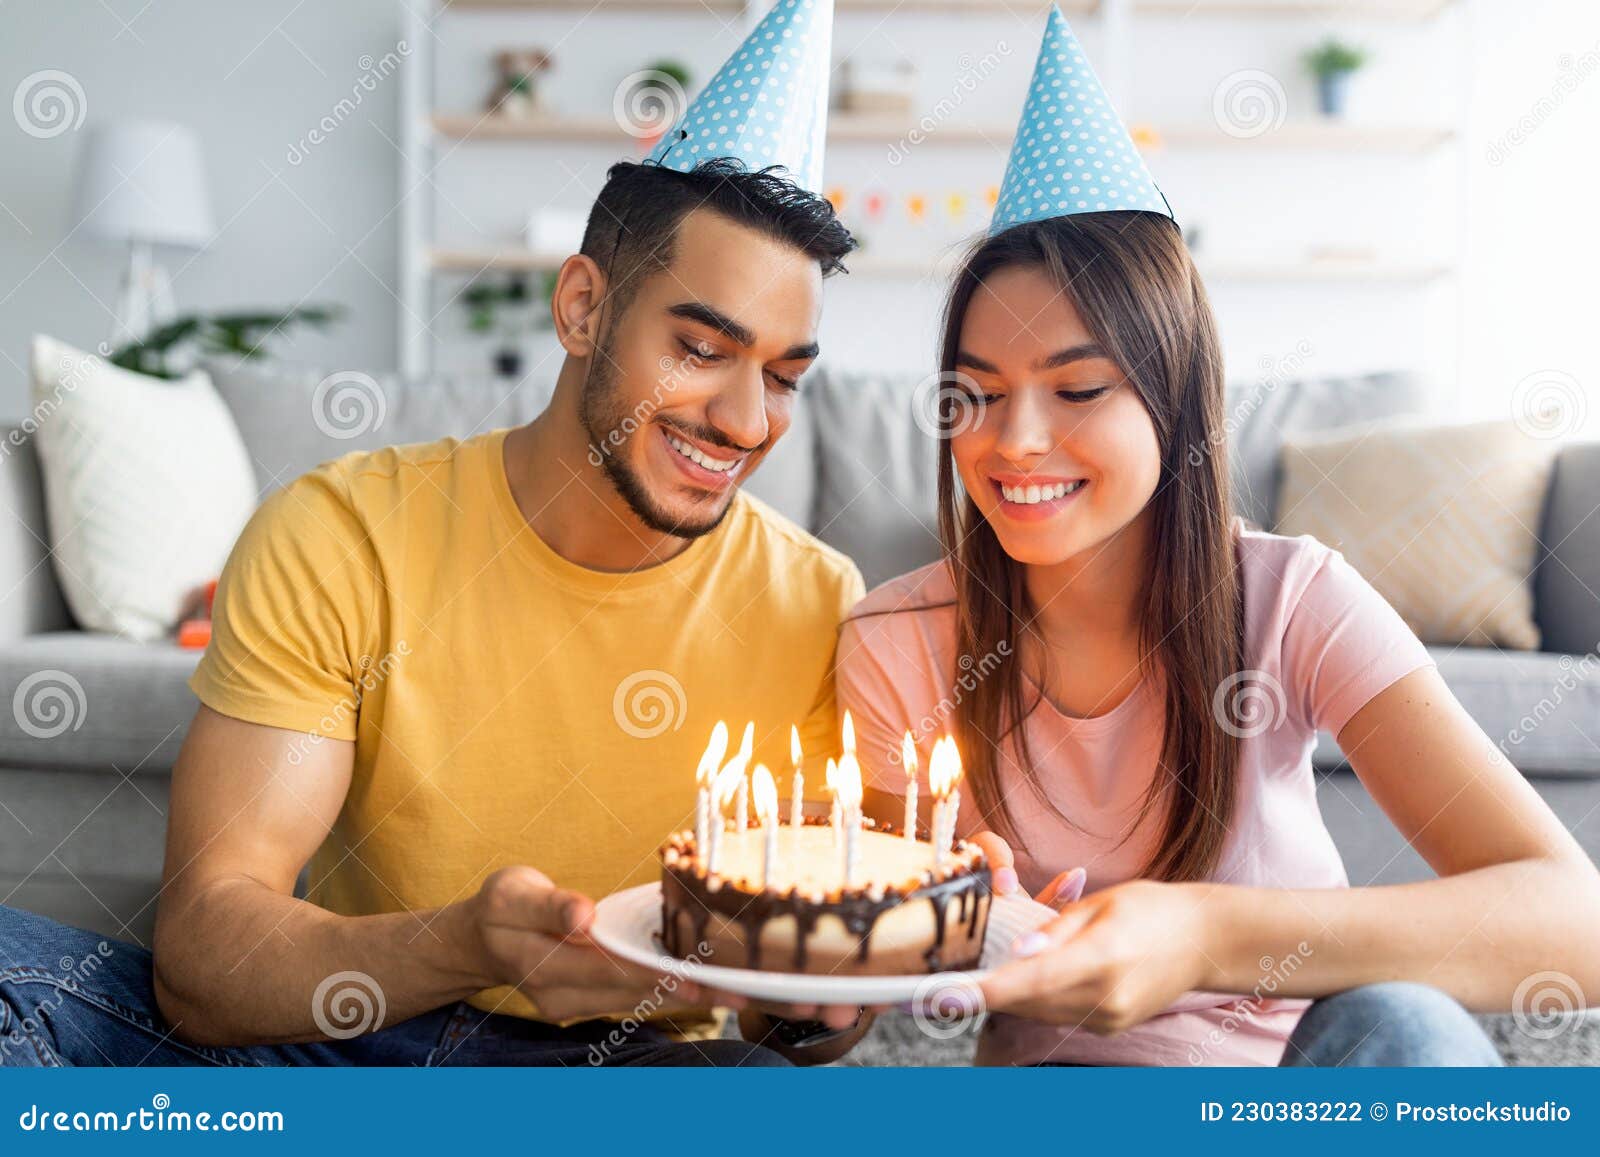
[468,867,873,1028]
[466,865,707,1021]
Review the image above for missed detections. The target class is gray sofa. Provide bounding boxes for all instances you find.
[3,360,1598,1062]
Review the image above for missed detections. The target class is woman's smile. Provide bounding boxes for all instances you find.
[988,475,1090,522]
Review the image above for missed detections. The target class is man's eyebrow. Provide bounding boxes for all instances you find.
[778,340,820,362]
[667,302,754,348]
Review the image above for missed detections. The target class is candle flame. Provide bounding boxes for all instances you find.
[824,756,838,792]
[790,724,802,768]
[752,763,778,822]
[835,751,863,810]
[929,735,963,799]
[737,720,754,764]
[901,731,918,779]
[714,741,752,808]
[697,721,729,786]
[842,710,856,756]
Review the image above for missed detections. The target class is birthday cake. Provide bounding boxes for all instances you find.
[658,722,992,976]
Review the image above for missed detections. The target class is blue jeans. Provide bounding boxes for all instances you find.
[1280,982,1503,1066]
[0,905,786,1068]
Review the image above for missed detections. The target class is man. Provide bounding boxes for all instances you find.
[1,0,870,1067]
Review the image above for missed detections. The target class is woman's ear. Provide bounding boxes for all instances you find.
[550,254,608,357]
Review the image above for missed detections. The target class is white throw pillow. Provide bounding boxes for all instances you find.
[1276,417,1558,650]
[29,335,259,641]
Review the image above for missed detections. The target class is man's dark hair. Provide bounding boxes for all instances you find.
[579,157,856,315]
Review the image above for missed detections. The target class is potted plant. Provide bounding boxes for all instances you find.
[634,59,692,136]
[461,271,556,379]
[108,305,344,379]
[1303,38,1367,119]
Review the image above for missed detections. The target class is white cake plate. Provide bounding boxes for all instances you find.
[590,882,1057,1005]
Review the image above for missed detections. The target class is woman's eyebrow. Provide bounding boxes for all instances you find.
[955,343,1109,374]
[1033,342,1109,370]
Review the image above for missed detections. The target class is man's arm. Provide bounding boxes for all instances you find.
[152,705,706,1046]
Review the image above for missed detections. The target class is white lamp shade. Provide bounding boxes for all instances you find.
[71,119,214,249]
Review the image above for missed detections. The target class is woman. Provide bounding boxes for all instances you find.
[838,208,1600,1065]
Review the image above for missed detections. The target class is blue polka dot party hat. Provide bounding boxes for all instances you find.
[645,0,833,195]
[989,4,1173,235]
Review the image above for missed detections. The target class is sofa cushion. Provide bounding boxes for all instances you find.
[1537,441,1600,657]
[1434,645,1600,777]
[0,425,72,639]
[808,368,943,589]
[204,356,818,528]
[804,368,1430,589]
[1315,646,1600,778]
[31,336,259,642]
[739,383,816,530]
[0,632,197,771]
[205,357,553,497]
[1277,419,1557,649]
[1227,370,1426,528]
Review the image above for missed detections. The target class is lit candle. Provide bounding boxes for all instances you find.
[825,757,841,853]
[945,736,964,853]
[733,721,753,831]
[901,731,918,842]
[706,781,724,875]
[695,721,729,866]
[708,731,753,876]
[753,763,779,889]
[929,736,957,871]
[789,725,804,829]
[835,745,864,888]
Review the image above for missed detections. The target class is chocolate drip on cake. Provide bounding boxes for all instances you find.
[660,816,992,975]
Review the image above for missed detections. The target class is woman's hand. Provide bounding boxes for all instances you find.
[979,878,1214,1033]
[967,831,1085,906]
[967,830,1212,1034]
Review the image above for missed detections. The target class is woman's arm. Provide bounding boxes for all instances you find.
[979,667,1600,1030]
[1196,664,1600,1007]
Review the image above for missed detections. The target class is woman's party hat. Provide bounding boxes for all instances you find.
[646,0,834,194]
[989,4,1173,235]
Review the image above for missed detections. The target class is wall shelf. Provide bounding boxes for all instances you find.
[402,0,1465,378]
[1137,0,1453,18]
[429,245,1452,285]
[444,0,1451,18]
[445,1,1101,14]
[431,113,1453,153]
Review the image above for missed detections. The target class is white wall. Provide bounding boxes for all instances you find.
[1459,0,1600,437]
[1,0,1595,431]
[0,0,406,417]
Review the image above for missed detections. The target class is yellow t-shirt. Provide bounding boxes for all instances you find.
[189,428,863,1032]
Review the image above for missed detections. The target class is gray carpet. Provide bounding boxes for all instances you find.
[823,1009,1600,1066]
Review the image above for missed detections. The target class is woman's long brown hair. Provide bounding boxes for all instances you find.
[938,212,1244,883]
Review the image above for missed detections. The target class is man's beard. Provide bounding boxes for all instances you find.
[578,342,738,541]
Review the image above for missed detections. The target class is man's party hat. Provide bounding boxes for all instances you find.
[989,4,1173,235]
[645,0,833,194]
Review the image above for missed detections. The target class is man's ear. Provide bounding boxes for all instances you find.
[551,254,609,357]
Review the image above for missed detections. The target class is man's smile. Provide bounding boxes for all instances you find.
[657,424,749,490]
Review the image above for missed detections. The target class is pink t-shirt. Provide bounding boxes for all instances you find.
[836,528,1434,1066]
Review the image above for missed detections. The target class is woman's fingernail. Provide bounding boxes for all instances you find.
[994,866,1019,895]
[936,990,976,1018]
[1012,931,1049,958]
[1061,868,1087,903]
